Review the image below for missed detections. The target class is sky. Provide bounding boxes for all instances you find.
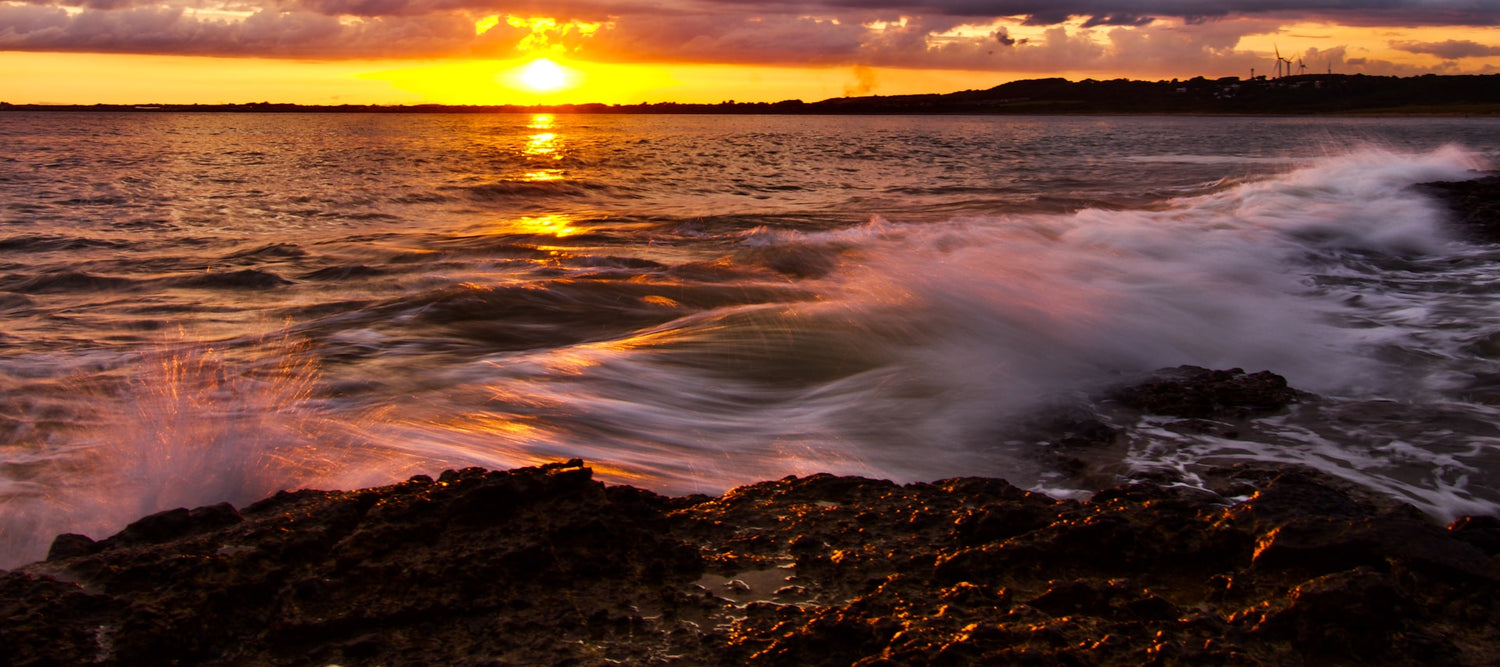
[2,0,1498,105]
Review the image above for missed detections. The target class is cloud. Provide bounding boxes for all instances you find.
[583,14,868,65]
[2,0,1499,78]
[1081,14,1155,28]
[799,0,1500,26]
[1391,39,1500,60]
[0,4,479,58]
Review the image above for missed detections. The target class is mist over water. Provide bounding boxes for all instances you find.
[3,113,1500,566]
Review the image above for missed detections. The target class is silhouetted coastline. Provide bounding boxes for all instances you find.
[5,73,1498,115]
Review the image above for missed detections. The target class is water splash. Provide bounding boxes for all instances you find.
[365,145,1500,508]
[0,333,390,568]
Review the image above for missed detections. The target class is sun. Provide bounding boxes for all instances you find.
[520,58,568,92]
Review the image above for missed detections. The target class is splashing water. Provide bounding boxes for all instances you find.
[0,334,391,566]
[358,144,1500,510]
[3,113,1500,567]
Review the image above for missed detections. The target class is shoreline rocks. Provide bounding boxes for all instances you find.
[3,457,1497,666]
[1418,172,1500,242]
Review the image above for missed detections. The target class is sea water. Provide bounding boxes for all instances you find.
[2,112,1499,567]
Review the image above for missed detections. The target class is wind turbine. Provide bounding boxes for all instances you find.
[1275,46,1285,78]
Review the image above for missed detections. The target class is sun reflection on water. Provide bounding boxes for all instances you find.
[523,114,564,181]
[524,169,564,182]
[499,214,580,238]
[524,133,558,157]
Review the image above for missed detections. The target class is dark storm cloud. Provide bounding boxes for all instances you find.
[584,13,868,65]
[13,0,1500,23]
[1391,38,1500,59]
[1080,14,1155,27]
[292,0,432,16]
[797,0,1500,26]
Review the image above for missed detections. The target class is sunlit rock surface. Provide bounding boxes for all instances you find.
[3,449,1497,665]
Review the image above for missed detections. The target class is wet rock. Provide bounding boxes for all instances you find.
[1024,412,1120,449]
[1025,579,1124,617]
[45,533,98,561]
[1448,515,1500,556]
[1417,173,1500,242]
[1252,568,1409,661]
[1250,514,1496,583]
[102,502,243,549]
[4,461,1498,666]
[1112,366,1302,418]
[951,502,1054,546]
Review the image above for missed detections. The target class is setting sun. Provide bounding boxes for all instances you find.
[520,59,569,93]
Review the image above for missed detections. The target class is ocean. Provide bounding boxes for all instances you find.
[2,111,1499,567]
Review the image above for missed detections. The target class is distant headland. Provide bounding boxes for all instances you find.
[4,73,1498,115]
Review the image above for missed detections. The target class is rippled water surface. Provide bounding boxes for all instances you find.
[3,112,1500,566]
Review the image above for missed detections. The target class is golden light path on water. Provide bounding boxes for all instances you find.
[523,114,565,182]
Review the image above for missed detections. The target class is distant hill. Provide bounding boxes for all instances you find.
[808,74,1500,115]
[4,73,1498,115]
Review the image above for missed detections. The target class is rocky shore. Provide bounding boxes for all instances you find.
[3,370,1498,666]
[1419,173,1500,243]
[3,177,1500,665]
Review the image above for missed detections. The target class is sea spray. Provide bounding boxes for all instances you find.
[0,334,390,568]
[4,114,1500,568]
[367,145,1500,506]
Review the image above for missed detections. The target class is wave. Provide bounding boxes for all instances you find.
[0,235,127,253]
[370,145,1499,504]
[1,144,1496,568]
[449,179,625,201]
[0,293,35,311]
[298,264,390,281]
[222,243,308,261]
[0,270,140,294]
[172,269,293,290]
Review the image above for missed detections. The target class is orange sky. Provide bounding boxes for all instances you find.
[2,3,1497,105]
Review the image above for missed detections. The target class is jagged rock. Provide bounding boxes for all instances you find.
[44,533,98,561]
[2,461,1497,666]
[1449,515,1500,556]
[1417,173,1500,242]
[1111,366,1302,418]
[100,502,243,549]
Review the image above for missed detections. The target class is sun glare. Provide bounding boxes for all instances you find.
[521,58,568,92]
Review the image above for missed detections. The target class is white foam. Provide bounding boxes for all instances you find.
[398,146,1500,508]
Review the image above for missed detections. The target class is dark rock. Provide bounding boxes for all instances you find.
[1027,414,1119,448]
[45,533,98,561]
[1025,579,1122,617]
[1252,568,1407,661]
[1449,515,1500,556]
[1121,594,1180,621]
[1417,173,1500,243]
[5,461,1498,666]
[1225,466,1384,527]
[1251,515,1486,579]
[952,503,1054,546]
[1112,366,1302,418]
[104,501,243,548]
